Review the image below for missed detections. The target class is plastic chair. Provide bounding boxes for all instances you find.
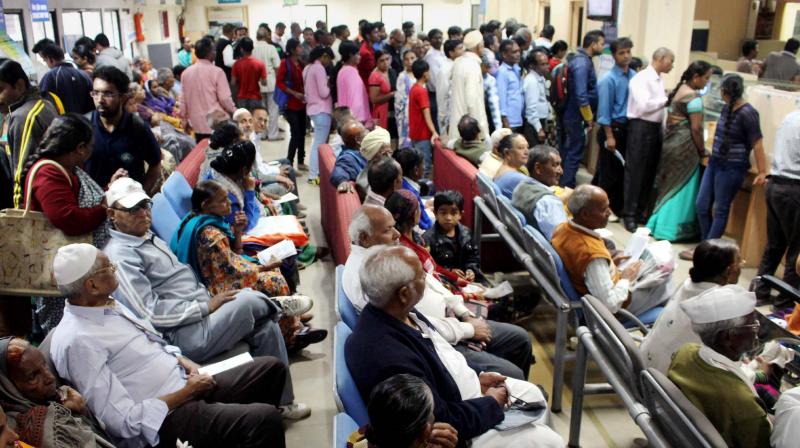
[333,322,369,426]
[162,172,193,219]
[496,196,528,248]
[475,172,501,215]
[151,193,181,242]
[640,368,727,448]
[333,412,360,448]
[335,265,359,330]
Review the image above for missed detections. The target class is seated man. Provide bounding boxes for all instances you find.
[451,115,488,166]
[511,144,567,240]
[344,205,533,380]
[394,147,432,230]
[773,385,800,448]
[240,107,298,197]
[668,285,770,448]
[479,128,513,178]
[346,245,563,447]
[552,185,672,315]
[364,157,403,206]
[331,120,367,192]
[103,178,309,419]
[49,244,288,448]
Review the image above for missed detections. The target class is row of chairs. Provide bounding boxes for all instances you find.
[332,265,368,447]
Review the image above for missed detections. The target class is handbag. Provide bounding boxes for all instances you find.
[273,58,293,113]
[0,159,92,296]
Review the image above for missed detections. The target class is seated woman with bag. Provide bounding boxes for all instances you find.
[22,114,127,333]
[0,337,113,448]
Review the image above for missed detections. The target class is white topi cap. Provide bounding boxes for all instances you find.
[53,243,98,286]
[463,30,483,50]
[680,284,756,325]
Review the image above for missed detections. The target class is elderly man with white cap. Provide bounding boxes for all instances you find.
[102,177,311,419]
[449,30,490,145]
[667,285,771,448]
[48,243,289,448]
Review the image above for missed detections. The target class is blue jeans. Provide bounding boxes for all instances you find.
[695,157,749,240]
[559,118,585,188]
[309,113,332,179]
[411,139,433,178]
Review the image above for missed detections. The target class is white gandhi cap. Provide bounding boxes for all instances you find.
[53,243,98,286]
[680,284,756,325]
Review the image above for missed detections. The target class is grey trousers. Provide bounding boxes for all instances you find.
[262,91,281,140]
[454,320,533,380]
[157,356,286,448]
[167,290,294,404]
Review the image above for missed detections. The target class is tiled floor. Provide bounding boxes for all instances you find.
[257,135,760,448]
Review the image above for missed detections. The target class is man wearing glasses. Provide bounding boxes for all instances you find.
[86,66,162,195]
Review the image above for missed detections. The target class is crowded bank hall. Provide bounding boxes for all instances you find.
[1,0,800,446]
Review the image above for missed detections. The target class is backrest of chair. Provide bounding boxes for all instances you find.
[175,139,208,187]
[162,172,193,219]
[151,193,181,242]
[497,196,527,245]
[640,368,728,448]
[432,140,479,226]
[521,225,557,278]
[336,265,359,330]
[475,172,500,215]
[335,322,370,426]
[526,225,581,301]
[581,295,647,398]
[334,412,360,448]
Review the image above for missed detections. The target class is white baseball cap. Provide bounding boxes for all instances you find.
[106,178,150,209]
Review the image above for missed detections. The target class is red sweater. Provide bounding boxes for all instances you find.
[276,57,306,111]
[357,41,376,85]
[24,161,106,236]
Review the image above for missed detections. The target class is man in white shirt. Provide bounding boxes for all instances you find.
[449,30,489,142]
[424,28,446,131]
[435,39,464,137]
[623,47,674,232]
[773,386,800,447]
[533,24,554,51]
[253,27,283,141]
[330,25,350,64]
[343,205,534,380]
[48,244,288,448]
[273,22,287,51]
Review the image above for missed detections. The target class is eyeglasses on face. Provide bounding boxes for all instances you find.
[89,90,120,100]
[112,200,152,214]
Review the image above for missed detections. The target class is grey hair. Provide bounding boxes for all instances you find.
[527,144,559,170]
[156,67,173,84]
[515,27,532,40]
[567,184,599,215]
[692,315,749,347]
[57,253,104,298]
[359,245,417,308]
[348,207,374,245]
[652,47,674,61]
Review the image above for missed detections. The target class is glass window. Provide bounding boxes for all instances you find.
[4,12,26,49]
[381,4,423,34]
[82,11,103,40]
[62,11,83,37]
[32,12,57,46]
[103,10,122,50]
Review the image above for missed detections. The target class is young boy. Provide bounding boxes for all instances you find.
[423,190,486,284]
[330,106,355,156]
[408,59,439,178]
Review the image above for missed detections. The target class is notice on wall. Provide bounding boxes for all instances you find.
[0,0,5,34]
[30,0,49,22]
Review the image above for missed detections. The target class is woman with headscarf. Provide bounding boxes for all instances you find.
[0,337,113,448]
[142,79,175,116]
[355,126,392,200]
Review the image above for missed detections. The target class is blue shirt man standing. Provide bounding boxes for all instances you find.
[496,39,524,132]
[560,30,605,188]
[594,37,635,216]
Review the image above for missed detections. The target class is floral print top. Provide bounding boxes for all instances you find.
[197,226,289,297]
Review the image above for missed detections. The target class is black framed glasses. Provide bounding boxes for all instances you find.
[89,90,120,100]
[113,200,152,214]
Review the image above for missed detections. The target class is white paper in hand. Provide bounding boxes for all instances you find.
[257,239,297,264]
[483,281,514,299]
[198,352,254,376]
[273,192,299,204]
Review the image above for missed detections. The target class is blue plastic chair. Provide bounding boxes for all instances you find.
[162,172,193,219]
[333,413,359,448]
[333,322,369,426]
[151,193,181,242]
[335,265,359,329]
[526,225,581,301]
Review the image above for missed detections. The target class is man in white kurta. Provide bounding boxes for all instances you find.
[449,30,489,142]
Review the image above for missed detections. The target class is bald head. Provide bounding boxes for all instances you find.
[651,47,675,74]
[568,185,611,230]
[342,121,366,149]
[348,204,400,247]
[359,245,425,311]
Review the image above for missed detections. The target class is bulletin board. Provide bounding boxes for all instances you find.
[206,5,248,38]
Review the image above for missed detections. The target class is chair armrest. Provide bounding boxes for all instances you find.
[761,275,800,304]
[617,309,650,335]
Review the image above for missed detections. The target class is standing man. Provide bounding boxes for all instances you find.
[534,25,555,50]
[449,31,488,142]
[358,22,380,84]
[180,38,237,141]
[215,23,236,82]
[495,39,524,133]
[522,49,551,147]
[435,39,463,137]
[560,30,605,188]
[736,39,762,77]
[755,109,800,311]
[37,43,94,114]
[761,38,800,83]
[301,28,316,65]
[290,23,302,41]
[87,66,161,194]
[402,21,416,42]
[273,22,287,51]
[594,37,635,218]
[424,29,445,132]
[624,47,673,231]
[384,29,406,74]
[254,27,283,141]
[513,27,533,60]
[94,33,133,79]
[231,37,267,111]
[331,25,350,64]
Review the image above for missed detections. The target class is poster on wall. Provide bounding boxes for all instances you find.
[206,6,247,38]
[0,0,6,34]
[0,34,33,74]
[30,0,50,22]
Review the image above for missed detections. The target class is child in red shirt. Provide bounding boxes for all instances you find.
[407,59,439,177]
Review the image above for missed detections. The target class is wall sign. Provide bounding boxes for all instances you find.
[30,0,49,22]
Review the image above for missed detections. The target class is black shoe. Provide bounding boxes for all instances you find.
[623,218,637,233]
[288,327,328,353]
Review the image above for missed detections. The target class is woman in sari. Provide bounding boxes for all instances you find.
[368,51,395,132]
[492,133,530,198]
[646,61,713,241]
[0,337,113,448]
[394,50,417,149]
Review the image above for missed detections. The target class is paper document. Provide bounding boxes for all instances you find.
[273,192,299,204]
[198,352,254,376]
[246,216,300,237]
[483,281,514,299]
[257,239,297,264]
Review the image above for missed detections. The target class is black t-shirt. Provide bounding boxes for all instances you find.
[86,111,161,188]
